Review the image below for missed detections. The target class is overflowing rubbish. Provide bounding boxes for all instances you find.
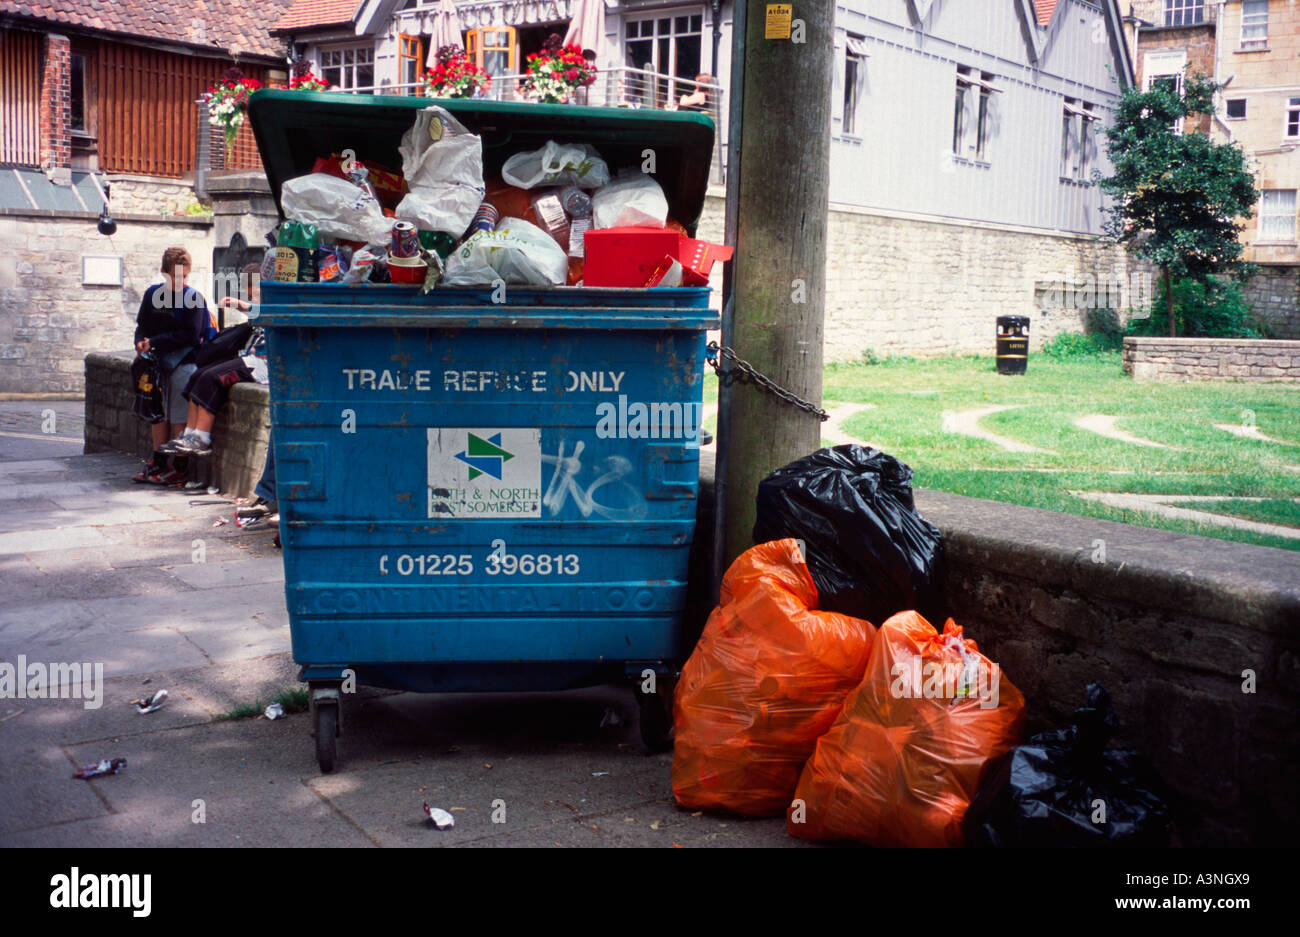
[263,702,285,720]
[501,141,609,190]
[593,172,669,229]
[396,107,484,237]
[423,803,455,829]
[261,105,732,291]
[788,611,1024,847]
[74,758,126,780]
[672,539,876,816]
[968,683,1172,847]
[442,217,569,287]
[754,445,946,626]
[131,689,168,714]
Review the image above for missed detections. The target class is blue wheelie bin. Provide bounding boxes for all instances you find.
[246,90,719,772]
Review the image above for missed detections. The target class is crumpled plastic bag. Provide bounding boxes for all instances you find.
[592,173,668,229]
[753,444,945,627]
[967,683,1172,847]
[441,216,568,287]
[395,106,485,236]
[671,539,877,817]
[281,173,391,246]
[501,141,610,190]
[788,611,1025,846]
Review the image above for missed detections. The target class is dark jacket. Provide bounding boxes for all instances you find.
[134,282,210,359]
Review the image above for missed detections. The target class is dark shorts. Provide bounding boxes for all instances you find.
[183,358,254,414]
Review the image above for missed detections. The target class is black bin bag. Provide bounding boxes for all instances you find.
[968,683,1173,847]
[752,445,945,625]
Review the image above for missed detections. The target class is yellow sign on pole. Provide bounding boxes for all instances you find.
[765,4,793,40]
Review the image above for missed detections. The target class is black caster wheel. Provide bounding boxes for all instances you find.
[637,686,673,753]
[315,703,338,773]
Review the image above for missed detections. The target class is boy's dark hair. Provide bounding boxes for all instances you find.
[161,247,191,275]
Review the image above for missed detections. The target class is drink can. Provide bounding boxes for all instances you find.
[470,202,499,234]
[391,221,419,259]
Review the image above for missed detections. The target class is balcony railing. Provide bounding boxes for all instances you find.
[196,69,728,186]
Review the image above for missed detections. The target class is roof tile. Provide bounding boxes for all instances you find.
[0,0,297,61]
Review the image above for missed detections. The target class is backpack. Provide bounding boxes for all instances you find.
[131,354,165,424]
[193,322,259,368]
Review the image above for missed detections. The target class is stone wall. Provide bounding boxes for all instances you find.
[1244,266,1300,339]
[107,176,205,217]
[84,351,269,499]
[912,488,1299,847]
[695,195,1152,360]
[0,210,214,395]
[1124,336,1300,382]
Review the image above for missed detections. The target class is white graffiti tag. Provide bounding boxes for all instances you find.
[541,440,647,521]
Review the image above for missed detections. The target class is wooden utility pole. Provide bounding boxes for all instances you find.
[715,1,834,580]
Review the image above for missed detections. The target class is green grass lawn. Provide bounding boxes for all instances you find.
[705,351,1300,551]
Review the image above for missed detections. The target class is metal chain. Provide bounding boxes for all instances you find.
[706,341,829,422]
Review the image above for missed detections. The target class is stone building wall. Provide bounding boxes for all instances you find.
[1124,336,1300,382]
[696,195,1151,361]
[0,211,214,395]
[1244,266,1300,339]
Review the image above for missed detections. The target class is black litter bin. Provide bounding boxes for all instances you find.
[995,316,1029,375]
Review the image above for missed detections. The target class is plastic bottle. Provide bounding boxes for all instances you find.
[560,185,592,218]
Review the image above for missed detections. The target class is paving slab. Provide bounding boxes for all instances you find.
[0,526,113,557]
[0,627,211,679]
[2,720,376,847]
[163,556,285,590]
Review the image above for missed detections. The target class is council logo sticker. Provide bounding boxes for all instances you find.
[428,428,541,518]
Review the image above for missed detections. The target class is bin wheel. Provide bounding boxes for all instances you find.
[637,688,673,753]
[315,704,338,774]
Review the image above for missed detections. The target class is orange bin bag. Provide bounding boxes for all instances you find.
[788,611,1025,846]
[671,539,877,816]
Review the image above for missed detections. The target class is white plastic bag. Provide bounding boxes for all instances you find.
[281,173,392,245]
[592,173,669,229]
[441,216,568,287]
[396,106,485,236]
[501,141,611,190]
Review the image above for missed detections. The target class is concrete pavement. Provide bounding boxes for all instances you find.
[0,415,801,848]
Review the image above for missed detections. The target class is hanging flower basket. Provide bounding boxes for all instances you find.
[521,40,597,105]
[204,76,263,159]
[424,46,491,98]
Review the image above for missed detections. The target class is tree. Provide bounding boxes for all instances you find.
[1098,74,1258,337]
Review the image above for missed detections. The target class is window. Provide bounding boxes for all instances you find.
[843,36,867,136]
[1061,99,1097,181]
[1226,98,1246,119]
[1164,0,1204,26]
[1258,189,1297,241]
[466,27,516,78]
[399,34,427,89]
[1287,98,1300,138]
[954,67,998,161]
[625,14,703,108]
[319,45,375,91]
[70,53,87,132]
[1241,0,1268,46]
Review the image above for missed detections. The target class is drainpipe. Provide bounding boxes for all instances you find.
[710,0,723,75]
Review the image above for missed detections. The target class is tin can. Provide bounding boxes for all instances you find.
[391,221,419,259]
[470,202,499,234]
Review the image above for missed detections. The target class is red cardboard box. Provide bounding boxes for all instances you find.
[584,226,732,287]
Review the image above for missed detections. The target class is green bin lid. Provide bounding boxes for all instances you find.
[246,89,716,235]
